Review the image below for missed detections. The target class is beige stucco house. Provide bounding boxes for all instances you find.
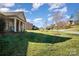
[0,12,26,32]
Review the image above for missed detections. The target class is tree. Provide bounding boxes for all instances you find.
[43,19,48,30]
[46,24,55,30]
[74,11,79,25]
[32,25,39,30]
[53,11,63,34]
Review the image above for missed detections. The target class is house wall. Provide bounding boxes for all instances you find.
[18,20,25,32]
[0,13,9,32]
[13,17,26,32]
[0,13,26,32]
[26,22,33,30]
[4,18,9,31]
[4,18,14,32]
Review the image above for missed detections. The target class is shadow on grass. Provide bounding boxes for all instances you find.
[0,31,71,56]
[26,32,72,44]
[0,32,28,56]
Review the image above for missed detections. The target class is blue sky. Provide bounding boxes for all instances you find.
[0,3,79,28]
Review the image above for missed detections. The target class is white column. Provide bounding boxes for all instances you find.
[23,23,25,31]
[21,22,22,32]
[21,22,23,32]
[22,23,24,31]
[24,23,26,30]
[14,18,17,32]
[22,23,25,31]
[19,21,21,32]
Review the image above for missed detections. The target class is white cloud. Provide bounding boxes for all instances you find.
[48,14,52,17]
[0,8,30,12]
[15,8,28,12]
[32,18,44,28]
[27,18,43,27]
[48,3,65,11]
[65,15,70,19]
[0,3,15,7]
[48,16,53,21]
[0,8,29,12]
[31,3,44,11]
[60,7,67,13]
[47,16,56,26]
[0,3,15,12]
[62,15,71,21]
[26,19,30,21]
[27,19,33,23]
[33,18,42,22]
[53,6,67,14]
[12,8,32,14]
[0,8,10,12]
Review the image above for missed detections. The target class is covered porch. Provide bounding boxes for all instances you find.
[7,17,26,32]
[14,18,25,32]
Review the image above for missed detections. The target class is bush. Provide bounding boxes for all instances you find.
[32,26,39,30]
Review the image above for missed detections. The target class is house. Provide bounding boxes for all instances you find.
[54,21,68,29]
[67,20,75,26]
[0,12,26,32]
[54,20,75,29]
[26,22,33,30]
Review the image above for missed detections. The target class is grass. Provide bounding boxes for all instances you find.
[0,32,28,56]
[67,25,79,31]
[26,30,79,56]
[0,30,79,56]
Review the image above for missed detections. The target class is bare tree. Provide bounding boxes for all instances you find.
[53,11,63,34]
[41,19,48,31]
[74,11,79,25]
[44,20,48,30]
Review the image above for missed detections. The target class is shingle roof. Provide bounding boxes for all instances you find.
[1,12,26,22]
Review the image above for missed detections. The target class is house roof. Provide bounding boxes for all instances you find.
[26,22,33,26]
[1,12,26,22]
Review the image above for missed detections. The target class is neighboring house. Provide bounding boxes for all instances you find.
[54,20,75,29]
[0,12,26,32]
[26,22,33,30]
[54,21,68,29]
[67,20,75,26]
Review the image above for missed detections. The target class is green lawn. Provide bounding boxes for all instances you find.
[67,25,79,31]
[0,32,28,56]
[0,30,79,56]
[26,30,79,56]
